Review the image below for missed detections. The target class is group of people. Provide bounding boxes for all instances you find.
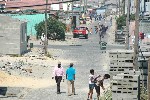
[94,14,103,21]
[52,62,76,96]
[88,69,110,100]
[52,62,110,100]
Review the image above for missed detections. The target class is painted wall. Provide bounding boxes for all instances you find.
[145,2,150,12]
[7,14,46,36]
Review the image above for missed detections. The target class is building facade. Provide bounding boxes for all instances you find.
[0,15,27,55]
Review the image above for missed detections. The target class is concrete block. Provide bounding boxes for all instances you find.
[139,52,150,57]
[113,76,118,80]
[112,86,118,90]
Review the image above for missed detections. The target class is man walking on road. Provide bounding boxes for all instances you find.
[66,63,76,96]
[52,62,65,94]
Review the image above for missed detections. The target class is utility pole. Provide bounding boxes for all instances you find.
[116,0,118,15]
[85,0,87,13]
[133,0,140,71]
[118,0,120,16]
[148,58,150,100]
[123,0,125,14]
[44,0,48,55]
[84,0,85,14]
[125,0,130,50]
[71,0,74,31]
[80,0,82,16]
[72,0,73,18]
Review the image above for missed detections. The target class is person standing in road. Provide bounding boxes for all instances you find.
[52,62,65,94]
[90,28,93,34]
[99,14,102,21]
[66,63,76,96]
[87,69,95,100]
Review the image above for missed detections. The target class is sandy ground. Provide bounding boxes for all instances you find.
[0,71,54,89]
[0,47,75,89]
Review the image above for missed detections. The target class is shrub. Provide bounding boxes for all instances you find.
[35,17,66,41]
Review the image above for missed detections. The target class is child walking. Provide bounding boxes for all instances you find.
[87,69,97,100]
[88,69,99,100]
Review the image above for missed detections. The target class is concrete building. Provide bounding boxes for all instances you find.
[112,70,140,100]
[125,0,150,14]
[124,0,135,14]
[0,15,27,55]
[142,0,150,12]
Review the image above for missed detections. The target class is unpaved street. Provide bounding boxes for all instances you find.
[0,17,124,100]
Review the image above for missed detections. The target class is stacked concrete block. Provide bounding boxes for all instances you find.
[109,50,134,78]
[138,49,150,88]
[115,30,126,44]
[112,70,140,100]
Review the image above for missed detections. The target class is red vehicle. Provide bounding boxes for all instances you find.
[73,27,88,39]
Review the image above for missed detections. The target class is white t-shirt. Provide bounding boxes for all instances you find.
[89,74,94,84]
[41,35,45,42]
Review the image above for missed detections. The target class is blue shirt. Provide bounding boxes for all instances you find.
[66,67,76,81]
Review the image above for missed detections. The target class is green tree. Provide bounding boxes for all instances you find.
[116,14,135,29]
[35,17,66,40]
[116,15,126,30]
[130,14,135,20]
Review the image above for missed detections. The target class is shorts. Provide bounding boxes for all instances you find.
[89,84,94,89]
[94,84,100,95]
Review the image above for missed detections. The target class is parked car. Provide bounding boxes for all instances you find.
[73,26,88,39]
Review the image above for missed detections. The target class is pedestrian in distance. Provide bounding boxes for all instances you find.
[40,33,45,45]
[90,28,92,34]
[99,14,102,21]
[94,14,97,21]
[95,26,98,34]
[52,62,65,94]
[66,63,76,96]
[94,74,110,100]
[90,15,92,21]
